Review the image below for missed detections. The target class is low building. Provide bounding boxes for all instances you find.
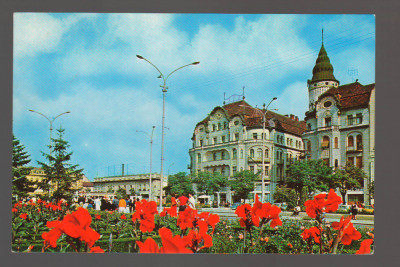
[92,173,167,201]
[26,167,88,197]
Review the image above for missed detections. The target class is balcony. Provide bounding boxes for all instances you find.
[346,144,363,153]
[248,156,271,163]
[321,149,330,158]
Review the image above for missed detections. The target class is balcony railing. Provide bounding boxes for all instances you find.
[346,143,363,152]
[248,156,271,163]
[321,149,330,158]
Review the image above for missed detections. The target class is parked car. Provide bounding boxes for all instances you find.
[337,204,351,213]
[230,202,241,210]
[274,203,288,211]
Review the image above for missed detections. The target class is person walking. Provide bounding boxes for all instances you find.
[119,197,127,213]
[112,197,119,211]
[351,203,358,220]
[188,193,196,209]
[178,194,188,212]
[94,197,101,211]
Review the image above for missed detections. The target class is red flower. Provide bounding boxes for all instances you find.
[301,226,321,244]
[160,206,178,218]
[132,199,158,233]
[304,189,342,218]
[288,243,293,248]
[198,212,220,233]
[255,202,282,228]
[356,239,374,254]
[42,208,100,249]
[177,207,197,230]
[12,208,18,213]
[90,246,105,253]
[95,214,101,220]
[19,213,28,220]
[183,222,213,252]
[331,216,362,245]
[235,204,259,230]
[121,214,127,220]
[137,227,192,254]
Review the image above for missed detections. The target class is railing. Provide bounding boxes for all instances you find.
[345,117,363,126]
[321,149,330,158]
[346,144,363,152]
[248,156,271,163]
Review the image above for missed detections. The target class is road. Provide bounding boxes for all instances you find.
[198,208,374,227]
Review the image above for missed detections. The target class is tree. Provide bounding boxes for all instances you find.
[107,185,115,194]
[129,187,136,196]
[164,172,194,196]
[333,163,366,204]
[286,159,334,203]
[116,187,127,199]
[273,185,298,209]
[37,127,83,201]
[193,171,228,196]
[229,170,257,201]
[12,135,35,198]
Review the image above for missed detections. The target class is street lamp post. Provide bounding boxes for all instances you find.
[253,97,277,203]
[136,55,199,210]
[136,126,156,201]
[29,110,71,157]
[29,109,71,196]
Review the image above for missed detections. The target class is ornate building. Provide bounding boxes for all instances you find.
[302,41,375,204]
[189,99,306,203]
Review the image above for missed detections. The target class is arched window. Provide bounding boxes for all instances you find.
[307,141,311,152]
[218,123,221,130]
[265,149,269,158]
[356,134,362,150]
[335,159,339,168]
[232,148,237,160]
[322,136,330,148]
[250,149,255,158]
[334,137,338,148]
[348,136,354,147]
[257,148,263,158]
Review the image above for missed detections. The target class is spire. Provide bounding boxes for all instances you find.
[310,32,338,84]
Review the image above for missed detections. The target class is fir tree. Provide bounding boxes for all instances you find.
[37,127,83,201]
[12,135,35,197]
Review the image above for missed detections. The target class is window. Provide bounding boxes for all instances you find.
[240,149,244,159]
[212,124,216,131]
[250,149,255,158]
[334,137,338,148]
[250,166,255,173]
[221,167,226,176]
[232,149,237,160]
[253,133,258,140]
[322,136,330,148]
[218,123,221,130]
[325,117,332,127]
[213,153,217,161]
[355,113,363,124]
[348,136,354,147]
[221,151,225,160]
[307,123,312,130]
[235,133,239,141]
[356,135,363,150]
[265,149,269,158]
[335,159,339,168]
[199,139,203,147]
[197,154,201,163]
[347,115,353,126]
[224,122,227,129]
[234,120,239,126]
[261,133,266,140]
[324,101,332,108]
[356,156,363,168]
[213,137,217,144]
[232,167,237,175]
[257,148,263,158]
[222,136,226,143]
[265,166,269,176]
[347,157,354,166]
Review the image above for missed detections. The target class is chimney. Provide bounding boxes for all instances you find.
[295,116,299,121]
[290,114,295,120]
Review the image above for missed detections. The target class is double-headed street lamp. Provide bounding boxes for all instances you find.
[29,110,71,157]
[136,55,199,210]
[136,126,156,201]
[253,97,277,203]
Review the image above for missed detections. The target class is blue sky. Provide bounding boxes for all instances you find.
[13,13,375,180]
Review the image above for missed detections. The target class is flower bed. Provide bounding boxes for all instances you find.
[11,190,374,254]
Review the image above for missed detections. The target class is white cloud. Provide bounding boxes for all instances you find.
[276,81,309,119]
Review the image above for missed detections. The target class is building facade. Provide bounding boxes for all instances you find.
[26,167,88,197]
[189,100,306,203]
[92,173,167,201]
[302,42,375,204]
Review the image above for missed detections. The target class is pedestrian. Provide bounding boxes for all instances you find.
[351,203,358,220]
[112,197,119,211]
[124,197,130,213]
[178,194,188,212]
[100,197,107,211]
[119,197,127,213]
[94,197,101,211]
[188,193,196,209]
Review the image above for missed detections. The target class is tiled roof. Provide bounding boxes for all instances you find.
[320,82,375,110]
[196,100,306,137]
[82,182,94,187]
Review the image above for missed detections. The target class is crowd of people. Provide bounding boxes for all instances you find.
[70,196,141,213]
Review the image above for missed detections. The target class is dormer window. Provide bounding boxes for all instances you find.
[325,117,332,127]
[324,101,332,108]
